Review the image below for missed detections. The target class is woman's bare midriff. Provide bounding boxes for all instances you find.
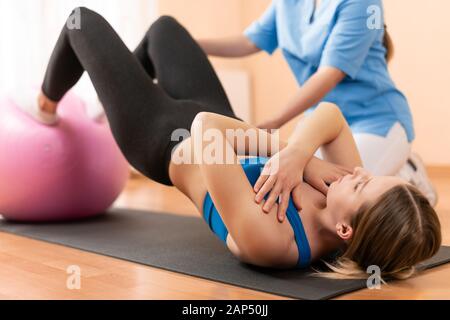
[168,138,207,213]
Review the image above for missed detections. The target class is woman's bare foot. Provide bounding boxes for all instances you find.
[38,92,58,114]
[11,88,58,125]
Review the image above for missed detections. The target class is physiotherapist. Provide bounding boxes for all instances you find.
[198,0,436,207]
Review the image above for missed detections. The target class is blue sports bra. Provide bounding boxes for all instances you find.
[202,157,311,269]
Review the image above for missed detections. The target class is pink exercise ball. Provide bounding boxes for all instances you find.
[0,91,129,222]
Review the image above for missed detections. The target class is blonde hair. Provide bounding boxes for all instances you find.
[316,184,441,281]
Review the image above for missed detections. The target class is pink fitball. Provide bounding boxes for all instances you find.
[0,92,129,222]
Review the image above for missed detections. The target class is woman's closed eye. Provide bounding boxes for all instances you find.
[355,178,371,192]
[354,181,363,191]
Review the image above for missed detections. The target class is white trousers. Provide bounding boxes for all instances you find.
[317,122,411,176]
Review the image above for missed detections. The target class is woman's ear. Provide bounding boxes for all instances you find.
[336,222,353,241]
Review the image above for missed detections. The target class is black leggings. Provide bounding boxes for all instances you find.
[42,7,238,186]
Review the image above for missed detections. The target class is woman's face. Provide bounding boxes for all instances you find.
[326,167,406,227]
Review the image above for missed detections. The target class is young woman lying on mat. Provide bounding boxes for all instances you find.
[23,8,441,279]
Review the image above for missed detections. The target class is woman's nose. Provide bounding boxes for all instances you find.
[354,167,371,178]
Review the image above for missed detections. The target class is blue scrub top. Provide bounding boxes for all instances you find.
[244,0,415,142]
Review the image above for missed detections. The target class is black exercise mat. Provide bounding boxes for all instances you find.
[0,209,449,300]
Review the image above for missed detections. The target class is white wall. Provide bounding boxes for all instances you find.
[0,0,157,101]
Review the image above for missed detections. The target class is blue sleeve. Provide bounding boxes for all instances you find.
[243,0,278,55]
[319,0,381,79]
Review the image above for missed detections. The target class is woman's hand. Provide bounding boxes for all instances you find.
[253,147,308,222]
[253,151,352,222]
[303,157,353,195]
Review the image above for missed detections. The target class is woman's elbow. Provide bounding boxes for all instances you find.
[191,112,216,135]
[316,102,340,116]
[316,102,345,124]
[238,235,292,268]
[244,249,291,269]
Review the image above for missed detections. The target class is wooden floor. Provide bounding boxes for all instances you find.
[0,169,449,300]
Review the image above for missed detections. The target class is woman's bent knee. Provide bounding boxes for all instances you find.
[149,15,182,35]
[66,6,106,31]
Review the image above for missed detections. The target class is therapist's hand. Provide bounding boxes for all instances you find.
[303,157,353,195]
[253,147,307,222]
